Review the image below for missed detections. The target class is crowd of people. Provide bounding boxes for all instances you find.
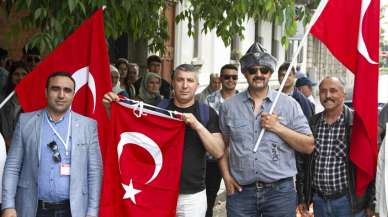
[0,42,388,217]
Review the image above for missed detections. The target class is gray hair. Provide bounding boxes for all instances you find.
[173,64,198,81]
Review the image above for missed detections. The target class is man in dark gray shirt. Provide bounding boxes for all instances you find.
[218,43,314,217]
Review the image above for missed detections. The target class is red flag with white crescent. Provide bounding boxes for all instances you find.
[15,9,112,155]
[310,0,379,195]
[99,102,185,217]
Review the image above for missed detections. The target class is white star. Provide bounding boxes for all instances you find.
[122,179,141,204]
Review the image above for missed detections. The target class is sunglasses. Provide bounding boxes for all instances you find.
[222,75,238,80]
[47,141,61,163]
[247,66,271,75]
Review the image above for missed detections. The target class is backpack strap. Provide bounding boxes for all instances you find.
[197,102,210,127]
[157,98,172,109]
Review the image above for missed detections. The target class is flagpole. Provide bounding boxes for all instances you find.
[0,91,15,110]
[252,0,329,152]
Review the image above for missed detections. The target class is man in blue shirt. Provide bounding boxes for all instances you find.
[2,72,102,217]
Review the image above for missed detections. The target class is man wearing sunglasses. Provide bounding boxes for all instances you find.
[204,64,239,217]
[218,43,314,217]
[2,72,102,217]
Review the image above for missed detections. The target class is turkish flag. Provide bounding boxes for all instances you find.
[310,0,379,195]
[99,102,185,217]
[15,9,111,155]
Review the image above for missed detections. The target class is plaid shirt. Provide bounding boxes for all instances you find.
[313,112,348,194]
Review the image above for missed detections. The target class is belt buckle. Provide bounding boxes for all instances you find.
[41,202,47,209]
[255,181,264,189]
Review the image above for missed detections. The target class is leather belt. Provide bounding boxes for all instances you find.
[243,177,293,189]
[38,200,70,210]
[313,189,347,200]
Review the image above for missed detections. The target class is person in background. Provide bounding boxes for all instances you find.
[296,77,317,104]
[277,63,315,119]
[196,73,221,103]
[0,48,9,94]
[21,47,40,70]
[110,65,121,94]
[115,58,130,92]
[135,72,163,106]
[0,61,29,150]
[204,64,239,217]
[134,55,171,98]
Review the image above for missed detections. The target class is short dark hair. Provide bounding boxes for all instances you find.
[46,71,76,90]
[115,58,129,69]
[278,62,295,75]
[147,55,162,66]
[220,64,238,76]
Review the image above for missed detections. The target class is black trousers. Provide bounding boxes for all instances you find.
[36,201,72,217]
[205,160,222,217]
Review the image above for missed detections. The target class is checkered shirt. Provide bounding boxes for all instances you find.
[313,113,348,195]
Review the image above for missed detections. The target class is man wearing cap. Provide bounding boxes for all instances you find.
[218,43,314,217]
[296,76,316,105]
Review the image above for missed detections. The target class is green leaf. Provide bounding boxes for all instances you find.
[68,0,76,13]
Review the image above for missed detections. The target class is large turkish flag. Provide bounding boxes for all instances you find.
[310,0,379,195]
[99,102,185,217]
[15,9,111,155]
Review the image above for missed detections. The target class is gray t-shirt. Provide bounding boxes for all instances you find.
[219,89,312,184]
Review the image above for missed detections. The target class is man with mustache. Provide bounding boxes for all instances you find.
[298,76,374,217]
[218,43,314,217]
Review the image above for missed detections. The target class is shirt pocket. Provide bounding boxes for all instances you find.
[228,119,249,143]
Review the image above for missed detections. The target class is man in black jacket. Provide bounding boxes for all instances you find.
[297,76,374,217]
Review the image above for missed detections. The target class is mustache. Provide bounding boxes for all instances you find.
[253,76,265,81]
[323,98,335,103]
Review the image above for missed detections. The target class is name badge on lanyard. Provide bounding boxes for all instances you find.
[60,163,71,176]
[46,111,72,156]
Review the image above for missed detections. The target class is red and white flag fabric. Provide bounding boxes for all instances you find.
[99,102,185,217]
[310,0,380,195]
[15,9,111,154]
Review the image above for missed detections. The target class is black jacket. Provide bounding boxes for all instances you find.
[297,106,374,213]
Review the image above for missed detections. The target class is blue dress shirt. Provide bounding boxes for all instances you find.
[38,109,72,202]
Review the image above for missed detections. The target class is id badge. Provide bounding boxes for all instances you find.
[60,163,71,176]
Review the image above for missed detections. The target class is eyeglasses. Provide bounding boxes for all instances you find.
[247,66,271,75]
[47,141,61,163]
[222,75,238,80]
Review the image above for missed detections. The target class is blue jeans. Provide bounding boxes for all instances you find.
[313,193,366,217]
[226,178,297,217]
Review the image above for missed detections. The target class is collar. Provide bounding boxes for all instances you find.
[46,109,71,124]
[242,88,276,103]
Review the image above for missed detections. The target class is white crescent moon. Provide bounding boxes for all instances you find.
[357,0,378,64]
[117,132,163,184]
[71,66,97,113]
